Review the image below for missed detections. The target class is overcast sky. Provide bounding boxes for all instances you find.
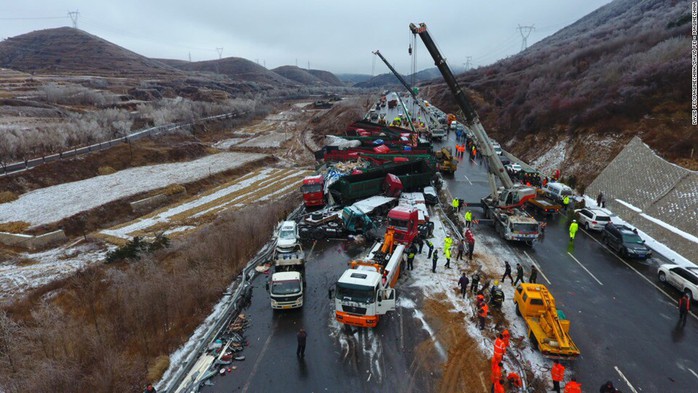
[1,0,612,75]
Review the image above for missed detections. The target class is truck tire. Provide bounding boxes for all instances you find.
[529,331,539,350]
[312,229,326,240]
[515,304,521,316]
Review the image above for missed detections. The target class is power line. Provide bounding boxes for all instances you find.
[68,10,79,29]
[0,16,66,20]
[517,24,535,51]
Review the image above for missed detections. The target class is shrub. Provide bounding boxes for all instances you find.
[97,166,116,176]
[105,234,170,263]
[0,221,29,233]
[0,191,18,203]
[163,184,186,196]
[147,355,170,382]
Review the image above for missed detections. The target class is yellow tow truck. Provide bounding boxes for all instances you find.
[513,283,580,359]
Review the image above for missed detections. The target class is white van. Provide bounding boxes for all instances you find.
[542,182,574,204]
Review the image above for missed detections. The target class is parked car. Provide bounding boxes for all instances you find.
[498,155,511,166]
[542,182,573,204]
[574,207,612,231]
[505,163,522,173]
[601,223,652,259]
[658,264,698,301]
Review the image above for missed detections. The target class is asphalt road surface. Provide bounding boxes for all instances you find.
[432,129,698,392]
[200,95,697,392]
[199,239,437,393]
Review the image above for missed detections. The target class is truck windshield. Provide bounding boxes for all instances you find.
[336,284,375,304]
[301,184,322,193]
[512,223,539,233]
[387,218,409,231]
[279,229,296,240]
[271,280,301,295]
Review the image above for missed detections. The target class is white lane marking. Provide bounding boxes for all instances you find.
[688,368,698,378]
[582,228,698,321]
[524,251,551,285]
[614,366,639,393]
[241,333,274,393]
[463,174,473,185]
[567,252,604,286]
[688,368,698,380]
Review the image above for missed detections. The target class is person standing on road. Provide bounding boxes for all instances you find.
[490,361,503,392]
[458,273,469,298]
[502,261,514,285]
[456,240,465,261]
[465,229,476,260]
[501,329,511,350]
[444,246,452,269]
[471,271,480,295]
[596,192,604,207]
[569,220,579,241]
[551,360,565,393]
[478,301,489,329]
[296,328,307,358]
[599,381,617,393]
[407,246,416,271]
[529,265,538,284]
[563,195,570,212]
[564,377,582,393]
[432,249,439,273]
[493,333,506,363]
[415,235,424,254]
[514,263,524,286]
[679,293,691,327]
[426,239,434,258]
[452,198,459,213]
[465,210,473,228]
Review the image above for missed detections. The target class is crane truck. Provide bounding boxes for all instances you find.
[513,283,580,359]
[410,22,540,245]
[372,50,446,140]
[334,229,405,328]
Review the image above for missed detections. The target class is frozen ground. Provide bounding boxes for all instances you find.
[0,241,109,299]
[0,152,267,227]
[101,168,310,241]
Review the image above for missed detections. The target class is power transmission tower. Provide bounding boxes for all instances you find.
[465,56,472,70]
[216,47,223,59]
[517,25,535,51]
[68,10,79,29]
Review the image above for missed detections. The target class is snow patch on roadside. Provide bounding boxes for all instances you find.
[530,140,567,175]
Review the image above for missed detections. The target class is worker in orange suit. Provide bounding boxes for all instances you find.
[507,372,523,389]
[478,301,489,330]
[493,378,505,393]
[502,329,511,349]
[551,360,565,393]
[493,333,506,363]
[490,361,503,393]
[564,377,582,393]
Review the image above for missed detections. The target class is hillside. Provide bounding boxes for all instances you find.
[421,0,693,187]
[169,57,298,88]
[336,73,372,84]
[272,65,325,85]
[355,67,456,89]
[0,27,180,77]
[307,69,343,86]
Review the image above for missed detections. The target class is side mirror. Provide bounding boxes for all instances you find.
[328,288,334,299]
[265,281,269,292]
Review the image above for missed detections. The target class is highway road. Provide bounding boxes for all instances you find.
[196,95,697,393]
[430,127,698,392]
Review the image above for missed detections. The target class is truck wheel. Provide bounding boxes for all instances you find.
[529,331,539,350]
[312,229,325,240]
[515,304,521,316]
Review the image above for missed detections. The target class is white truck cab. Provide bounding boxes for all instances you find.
[276,221,299,252]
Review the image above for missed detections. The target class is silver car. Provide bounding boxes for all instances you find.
[658,264,698,301]
[574,207,612,231]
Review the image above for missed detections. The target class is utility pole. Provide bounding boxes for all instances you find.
[188,52,191,62]
[307,61,310,70]
[216,47,223,59]
[68,10,79,29]
[517,25,535,51]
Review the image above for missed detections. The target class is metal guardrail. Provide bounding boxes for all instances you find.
[1,112,244,176]
[160,204,305,393]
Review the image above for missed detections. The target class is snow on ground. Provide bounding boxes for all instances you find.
[0,242,110,299]
[100,168,310,241]
[585,195,697,267]
[0,152,267,227]
[237,133,292,148]
[406,208,549,387]
[530,139,567,176]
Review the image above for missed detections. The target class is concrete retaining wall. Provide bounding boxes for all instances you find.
[0,230,67,250]
[586,137,697,262]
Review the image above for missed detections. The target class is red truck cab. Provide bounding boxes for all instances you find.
[301,175,325,207]
[386,205,419,245]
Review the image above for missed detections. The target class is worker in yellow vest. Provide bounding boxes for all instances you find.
[465,210,473,228]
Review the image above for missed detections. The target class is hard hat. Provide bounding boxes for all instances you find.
[494,280,499,286]
[572,219,576,222]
